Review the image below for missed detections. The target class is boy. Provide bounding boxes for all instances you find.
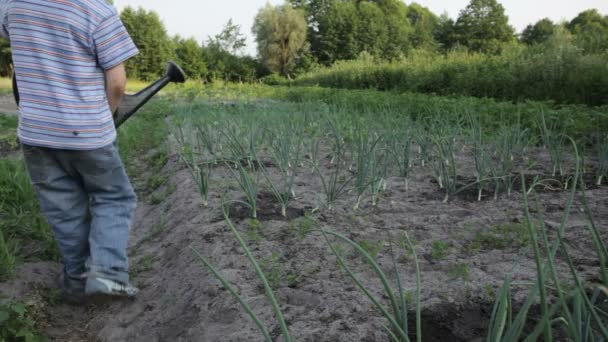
[0,0,140,303]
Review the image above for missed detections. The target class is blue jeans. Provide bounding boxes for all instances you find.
[22,142,136,284]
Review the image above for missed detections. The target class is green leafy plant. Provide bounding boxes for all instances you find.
[0,301,43,342]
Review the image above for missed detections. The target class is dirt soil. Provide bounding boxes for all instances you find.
[1,126,607,342]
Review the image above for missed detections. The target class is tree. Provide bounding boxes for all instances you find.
[407,2,439,51]
[203,20,261,82]
[434,13,457,52]
[521,18,555,45]
[378,0,412,59]
[288,0,337,62]
[252,4,308,77]
[356,2,387,57]
[567,9,608,54]
[317,1,359,63]
[173,36,207,79]
[453,0,515,54]
[120,7,175,80]
[208,19,246,55]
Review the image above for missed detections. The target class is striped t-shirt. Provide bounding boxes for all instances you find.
[0,0,138,150]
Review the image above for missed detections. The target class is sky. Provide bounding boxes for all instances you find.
[114,0,608,56]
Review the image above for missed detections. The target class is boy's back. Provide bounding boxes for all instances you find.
[3,0,138,149]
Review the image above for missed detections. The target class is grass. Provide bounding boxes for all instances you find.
[0,158,58,279]
[0,115,18,154]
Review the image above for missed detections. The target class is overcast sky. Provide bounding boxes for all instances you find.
[114,0,608,56]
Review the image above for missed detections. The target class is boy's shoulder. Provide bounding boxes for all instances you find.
[76,0,119,19]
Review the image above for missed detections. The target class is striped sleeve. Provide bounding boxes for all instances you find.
[92,11,138,70]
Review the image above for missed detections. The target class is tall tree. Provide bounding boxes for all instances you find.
[120,7,175,80]
[287,0,336,61]
[567,9,608,53]
[379,0,413,59]
[208,19,247,55]
[453,0,515,54]
[434,13,457,52]
[252,4,308,77]
[407,3,439,51]
[317,1,359,63]
[520,18,555,45]
[356,2,387,57]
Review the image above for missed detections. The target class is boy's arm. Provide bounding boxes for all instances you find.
[105,63,127,114]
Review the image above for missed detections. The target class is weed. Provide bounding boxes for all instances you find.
[448,263,470,281]
[246,219,263,244]
[131,254,159,277]
[0,301,43,341]
[356,239,384,260]
[431,240,450,260]
[466,222,529,253]
[259,253,285,290]
[288,213,317,240]
[146,174,167,192]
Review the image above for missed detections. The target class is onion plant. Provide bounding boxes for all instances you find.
[490,125,529,199]
[320,229,421,342]
[387,128,413,192]
[539,112,566,177]
[174,116,212,206]
[194,120,221,163]
[488,139,608,341]
[314,119,353,210]
[352,129,384,209]
[429,124,460,203]
[414,130,432,168]
[468,113,490,201]
[306,137,321,173]
[596,134,608,185]
[269,123,303,198]
[227,162,260,219]
[221,122,248,167]
[192,206,291,342]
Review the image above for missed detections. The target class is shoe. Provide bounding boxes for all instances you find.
[85,277,139,303]
[58,272,86,305]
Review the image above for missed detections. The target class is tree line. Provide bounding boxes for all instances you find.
[0,0,605,82]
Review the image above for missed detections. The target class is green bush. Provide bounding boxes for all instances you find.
[294,41,608,106]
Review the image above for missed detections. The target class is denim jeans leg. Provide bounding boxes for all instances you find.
[22,145,90,279]
[74,142,136,284]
